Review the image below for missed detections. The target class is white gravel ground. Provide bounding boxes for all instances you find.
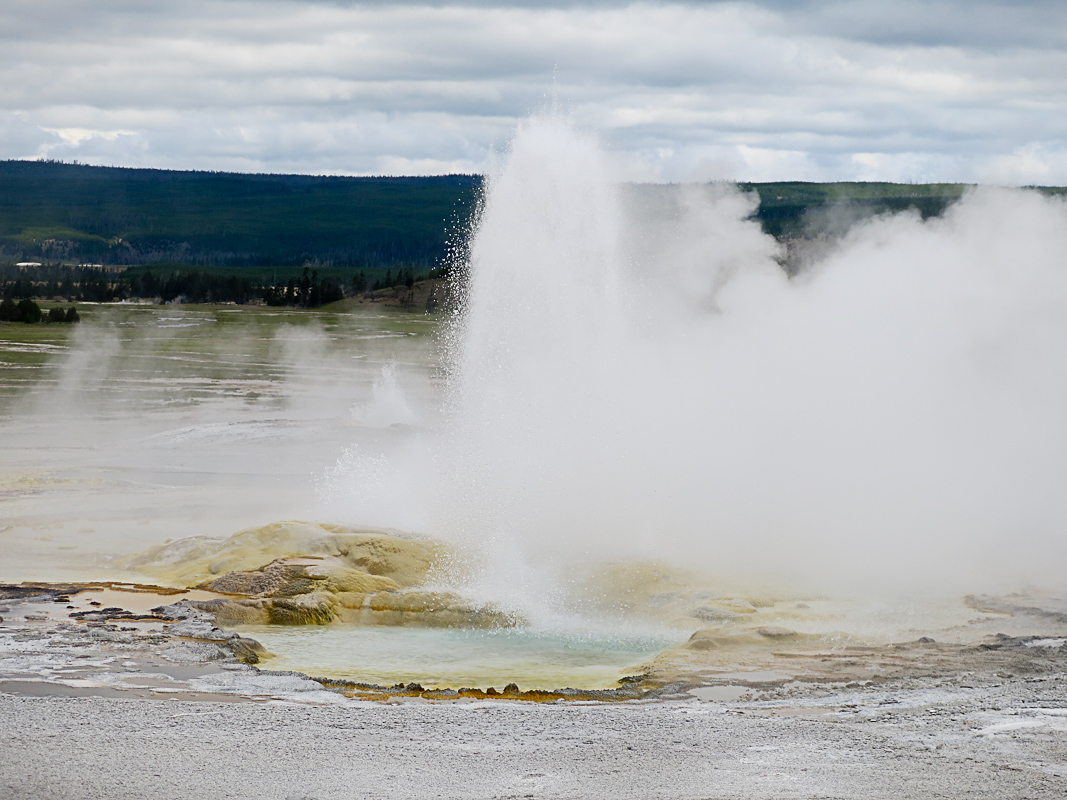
[2,679,1066,800]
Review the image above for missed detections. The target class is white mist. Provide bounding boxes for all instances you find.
[337,116,1067,621]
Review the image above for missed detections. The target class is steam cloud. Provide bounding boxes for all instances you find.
[336,116,1067,613]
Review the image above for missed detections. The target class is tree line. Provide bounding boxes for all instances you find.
[4,160,1000,272]
[0,297,78,323]
[0,262,433,307]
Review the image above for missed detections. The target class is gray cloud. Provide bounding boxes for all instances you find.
[1,1,1065,181]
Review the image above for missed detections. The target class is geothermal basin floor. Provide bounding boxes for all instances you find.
[2,680,1066,800]
[1,588,1066,798]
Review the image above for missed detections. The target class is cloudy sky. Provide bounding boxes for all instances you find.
[2,0,1065,182]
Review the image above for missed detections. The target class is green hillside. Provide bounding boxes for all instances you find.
[0,160,481,269]
[2,160,1063,307]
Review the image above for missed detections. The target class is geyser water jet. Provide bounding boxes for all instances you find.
[333,116,1067,623]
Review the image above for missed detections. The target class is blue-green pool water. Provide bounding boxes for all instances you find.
[237,624,677,690]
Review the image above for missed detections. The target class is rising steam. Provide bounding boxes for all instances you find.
[330,116,1067,617]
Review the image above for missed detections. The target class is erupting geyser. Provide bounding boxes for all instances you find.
[333,115,1067,624]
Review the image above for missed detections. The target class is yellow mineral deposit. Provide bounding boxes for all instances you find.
[125,521,513,628]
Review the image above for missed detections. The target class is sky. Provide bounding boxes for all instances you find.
[1,0,1065,183]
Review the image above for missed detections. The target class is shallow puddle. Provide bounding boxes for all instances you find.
[688,685,750,702]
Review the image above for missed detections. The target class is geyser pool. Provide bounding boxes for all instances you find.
[235,625,675,690]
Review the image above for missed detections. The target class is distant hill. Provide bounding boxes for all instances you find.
[2,160,1062,275]
[739,181,969,238]
[0,160,482,271]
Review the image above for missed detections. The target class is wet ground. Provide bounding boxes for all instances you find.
[2,584,1065,701]
[0,303,440,583]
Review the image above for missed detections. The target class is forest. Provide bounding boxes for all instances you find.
[2,159,1063,308]
[0,160,479,270]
